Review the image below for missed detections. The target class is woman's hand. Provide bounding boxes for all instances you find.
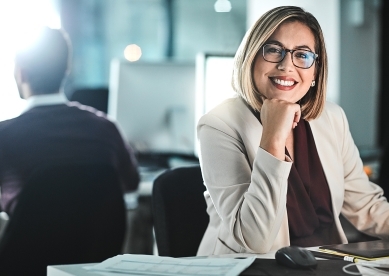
[259,98,301,160]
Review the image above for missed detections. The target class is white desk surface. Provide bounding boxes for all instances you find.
[47,263,97,276]
[47,248,321,276]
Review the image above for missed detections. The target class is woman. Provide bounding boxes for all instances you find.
[196,6,389,255]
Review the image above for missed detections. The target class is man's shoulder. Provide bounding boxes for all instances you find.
[0,114,27,132]
[67,102,119,125]
[0,118,14,132]
[68,101,105,114]
[0,104,116,135]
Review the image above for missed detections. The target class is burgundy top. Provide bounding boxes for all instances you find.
[287,119,334,247]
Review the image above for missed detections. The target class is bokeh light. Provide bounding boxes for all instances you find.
[124,44,142,62]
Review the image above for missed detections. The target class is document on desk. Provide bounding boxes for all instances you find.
[86,254,255,276]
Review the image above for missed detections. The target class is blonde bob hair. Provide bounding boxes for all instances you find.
[232,6,327,120]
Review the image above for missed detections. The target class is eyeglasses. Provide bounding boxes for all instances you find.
[262,44,318,69]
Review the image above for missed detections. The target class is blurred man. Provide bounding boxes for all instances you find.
[0,27,140,215]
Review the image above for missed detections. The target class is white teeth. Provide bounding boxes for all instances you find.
[273,78,295,86]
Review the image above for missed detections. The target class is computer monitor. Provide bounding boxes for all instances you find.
[194,53,236,156]
[108,59,196,156]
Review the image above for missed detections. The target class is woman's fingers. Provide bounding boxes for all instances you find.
[259,99,301,159]
[293,108,301,129]
[261,99,301,130]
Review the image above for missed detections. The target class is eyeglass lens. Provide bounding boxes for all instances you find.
[263,44,316,69]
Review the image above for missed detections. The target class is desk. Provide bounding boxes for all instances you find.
[47,258,360,276]
[47,250,278,275]
[47,248,361,276]
[48,264,95,276]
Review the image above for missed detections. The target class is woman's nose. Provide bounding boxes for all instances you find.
[277,52,294,71]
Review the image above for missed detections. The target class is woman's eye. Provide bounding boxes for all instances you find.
[295,51,309,59]
[267,47,282,54]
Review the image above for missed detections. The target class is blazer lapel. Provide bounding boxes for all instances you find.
[236,99,263,167]
[310,114,345,215]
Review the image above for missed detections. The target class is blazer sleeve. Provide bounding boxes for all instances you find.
[198,113,292,253]
[336,107,389,239]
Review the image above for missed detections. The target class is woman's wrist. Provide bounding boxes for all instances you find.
[260,138,286,161]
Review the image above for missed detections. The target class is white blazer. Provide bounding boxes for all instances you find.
[196,96,389,255]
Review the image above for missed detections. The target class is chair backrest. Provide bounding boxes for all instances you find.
[70,87,109,113]
[152,165,208,257]
[0,163,126,275]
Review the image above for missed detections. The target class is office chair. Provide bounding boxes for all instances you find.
[70,87,109,113]
[152,165,209,257]
[0,163,126,276]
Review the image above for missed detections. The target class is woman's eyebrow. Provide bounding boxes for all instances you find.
[265,40,282,46]
[265,40,314,51]
[295,44,314,51]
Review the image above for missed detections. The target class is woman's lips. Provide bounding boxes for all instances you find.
[270,77,297,90]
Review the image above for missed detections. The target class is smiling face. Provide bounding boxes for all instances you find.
[253,21,316,103]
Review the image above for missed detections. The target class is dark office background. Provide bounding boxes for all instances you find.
[59,0,246,99]
[379,0,389,147]
[56,0,389,154]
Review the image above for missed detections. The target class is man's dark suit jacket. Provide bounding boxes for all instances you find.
[0,102,140,215]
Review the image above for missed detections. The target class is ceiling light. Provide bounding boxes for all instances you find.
[214,0,231,13]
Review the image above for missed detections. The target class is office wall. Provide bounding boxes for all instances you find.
[339,0,381,150]
[61,0,169,91]
[173,0,246,60]
[61,0,246,92]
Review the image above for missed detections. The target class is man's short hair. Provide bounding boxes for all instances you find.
[14,27,71,94]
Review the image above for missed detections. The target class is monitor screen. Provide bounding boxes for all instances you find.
[108,59,196,156]
[195,53,236,155]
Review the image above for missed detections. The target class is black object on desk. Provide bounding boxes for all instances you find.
[275,246,317,269]
[320,240,389,259]
[309,250,347,261]
[241,259,356,276]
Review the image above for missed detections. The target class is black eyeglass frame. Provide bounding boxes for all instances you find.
[262,44,318,69]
